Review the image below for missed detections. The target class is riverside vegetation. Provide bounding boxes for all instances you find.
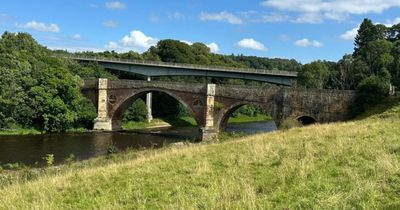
[1,18,400,134]
[0,98,399,209]
[1,17,400,208]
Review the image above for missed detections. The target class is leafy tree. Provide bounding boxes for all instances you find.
[123,99,148,122]
[297,61,329,89]
[0,32,99,132]
[354,19,386,57]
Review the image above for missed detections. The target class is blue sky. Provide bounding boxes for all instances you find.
[1,0,400,63]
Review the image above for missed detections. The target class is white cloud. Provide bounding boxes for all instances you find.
[206,43,219,53]
[340,27,359,41]
[168,12,184,20]
[180,40,219,53]
[105,30,158,52]
[261,0,400,23]
[103,20,119,28]
[339,17,400,41]
[16,21,60,33]
[71,34,81,40]
[292,13,324,24]
[199,11,243,24]
[294,38,323,47]
[105,41,120,49]
[384,17,400,27]
[105,1,126,10]
[235,38,267,51]
[260,13,290,22]
[180,40,193,45]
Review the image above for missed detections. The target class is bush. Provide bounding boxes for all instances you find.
[123,99,148,122]
[350,76,389,117]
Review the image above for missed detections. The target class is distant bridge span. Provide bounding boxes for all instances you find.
[68,56,298,86]
[82,79,355,141]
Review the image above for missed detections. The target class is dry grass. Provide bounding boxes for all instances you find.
[0,100,400,209]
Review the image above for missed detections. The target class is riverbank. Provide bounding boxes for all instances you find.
[122,115,272,131]
[0,100,399,208]
[0,115,271,136]
[0,128,41,136]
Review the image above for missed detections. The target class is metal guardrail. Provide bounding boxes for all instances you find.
[57,55,298,77]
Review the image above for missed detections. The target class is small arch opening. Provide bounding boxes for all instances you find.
[221,104,277,135]
[297,116,317,125]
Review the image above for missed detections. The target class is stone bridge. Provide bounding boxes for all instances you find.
[82,79,355,141]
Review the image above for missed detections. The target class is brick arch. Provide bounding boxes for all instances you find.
[215,101,278,131]
[296,115,317,125]
[109,88,202,130]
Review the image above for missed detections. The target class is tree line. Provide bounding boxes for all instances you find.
[297,18,400,114]
[1,18,398,132]
[0,32,114,132]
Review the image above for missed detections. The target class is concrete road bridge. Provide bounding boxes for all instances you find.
[67,55,298,86]
[82,79,355,141]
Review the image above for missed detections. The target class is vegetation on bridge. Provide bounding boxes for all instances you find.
[0,98,399,209]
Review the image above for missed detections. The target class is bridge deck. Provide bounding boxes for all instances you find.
[62,55,298,77]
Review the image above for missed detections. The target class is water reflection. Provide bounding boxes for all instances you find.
[0,121,276,166]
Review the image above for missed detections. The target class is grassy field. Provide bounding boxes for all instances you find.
[0,99,399,209]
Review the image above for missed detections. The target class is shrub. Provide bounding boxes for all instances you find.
[42,154,55,167]
[123,99,148,122]
[350,76,389,117]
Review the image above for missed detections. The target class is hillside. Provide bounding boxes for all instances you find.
[0,99,399,209]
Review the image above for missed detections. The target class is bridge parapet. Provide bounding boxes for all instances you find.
[60,55,298,77]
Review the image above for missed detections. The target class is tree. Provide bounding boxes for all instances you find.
[298,61,329,89]
[350,76,390,116]
[354,19,386,57]
[0,32,100,132]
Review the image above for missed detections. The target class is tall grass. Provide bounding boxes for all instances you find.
[0,100,399,209]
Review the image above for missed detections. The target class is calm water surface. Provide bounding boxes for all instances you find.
[0,121,276,166]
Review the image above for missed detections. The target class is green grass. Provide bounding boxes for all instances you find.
[228,114,272,123]
[122,118,170,130]
[0,128,41,135]
[1,99,400,209]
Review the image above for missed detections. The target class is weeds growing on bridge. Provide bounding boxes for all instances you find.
[0,99,399,209]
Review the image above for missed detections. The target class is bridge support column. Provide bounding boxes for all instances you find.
[201,84,218,141]
[93,78,112,131]
[146,76,153,123]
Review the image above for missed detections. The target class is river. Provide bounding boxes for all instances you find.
[0,121,277,166]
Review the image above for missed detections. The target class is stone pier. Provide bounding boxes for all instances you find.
[93,78,112,131]
[146,76,153,123]
[201,84,218,141]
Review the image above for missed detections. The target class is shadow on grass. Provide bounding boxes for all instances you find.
[163,117,196,127]
[354,96,400,120]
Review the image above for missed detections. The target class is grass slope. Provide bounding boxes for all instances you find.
[0,100,400,209]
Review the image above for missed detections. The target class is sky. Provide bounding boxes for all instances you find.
[1,0,400,63]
